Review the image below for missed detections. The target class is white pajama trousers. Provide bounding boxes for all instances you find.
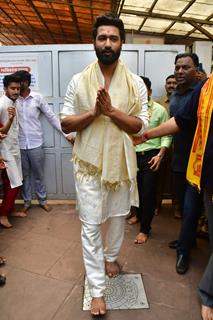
[81,216,125,297]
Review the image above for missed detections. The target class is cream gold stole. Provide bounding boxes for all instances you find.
[73,60,141,198]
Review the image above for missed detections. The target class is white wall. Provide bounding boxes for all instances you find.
[193,41,212,75]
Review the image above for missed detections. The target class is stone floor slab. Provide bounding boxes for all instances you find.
[0,267,73,320]
[83,274,149,311]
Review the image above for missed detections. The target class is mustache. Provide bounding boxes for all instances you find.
[102,49,114,54]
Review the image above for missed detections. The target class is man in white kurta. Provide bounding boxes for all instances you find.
[0,75,23,228]
[60,14,149,316]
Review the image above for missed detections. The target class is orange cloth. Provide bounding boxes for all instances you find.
[187,73,213,191]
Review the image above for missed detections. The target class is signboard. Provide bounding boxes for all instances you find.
[0,54,39,94]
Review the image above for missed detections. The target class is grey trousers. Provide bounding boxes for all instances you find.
[21,146,47,207]
[199,191,213,307]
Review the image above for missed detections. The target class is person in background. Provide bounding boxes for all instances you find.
[60,14,148,316]
[128,76,171,244]
[196,63,207,81]
[155,75,177,217]
[13,70,73,214]
[0,75,24,228]
[135,72,212,319]
[0,134,9,285]
[0,156,7,285]
[156,74,177,111]
[134,53,205,275]
[185,74,213,320]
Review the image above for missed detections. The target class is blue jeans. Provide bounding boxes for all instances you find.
[204,190,213,249]
[177,184,203,258]
[199,190,213,307]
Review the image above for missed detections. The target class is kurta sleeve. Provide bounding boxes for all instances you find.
[60,73,81,119]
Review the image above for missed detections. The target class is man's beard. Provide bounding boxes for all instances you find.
[95,47,121,65]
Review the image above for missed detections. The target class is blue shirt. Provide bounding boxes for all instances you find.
[170,80,203,172]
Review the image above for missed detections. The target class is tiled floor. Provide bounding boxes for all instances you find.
[0,203,210,320]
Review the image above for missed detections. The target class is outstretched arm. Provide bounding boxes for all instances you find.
[133,117,179,145]
[147,117,179,138]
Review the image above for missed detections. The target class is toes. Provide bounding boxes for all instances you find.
[134,233,148,244]
[91,297,106,316]
[105,261,120,277]
[100,309,106,315]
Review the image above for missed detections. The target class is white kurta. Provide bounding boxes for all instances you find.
[0,95,22,188]
[61,71,149,224]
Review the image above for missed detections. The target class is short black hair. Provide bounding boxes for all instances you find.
[175,53,199,67]
[3,74,21,87]
[13,70,31,86]
[140,76,151,90]
[92,14,125,42]
[166,74,175,82]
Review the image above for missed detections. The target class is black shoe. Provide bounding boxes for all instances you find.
[0,274,6,286]
[168,239,178,249]
[176,254,189,274]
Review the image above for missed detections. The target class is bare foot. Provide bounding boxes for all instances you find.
[0,256,6,266]
[22,206,31,214]
[0,216,12,228]
[11,211,27,217]
[154,208,160,216]
[174,210,182,219]
[127,214,138,225]
[105,261,120,278]
[201,304,213,320]
[134,232,148,244]
[39,204,52,212]
[91,297,106,316]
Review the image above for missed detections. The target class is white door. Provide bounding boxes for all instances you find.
[144,50,179,99]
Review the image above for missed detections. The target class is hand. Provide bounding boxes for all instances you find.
[0,157,7,170]
[96,86,113,116]
[89,98,101,118]
[7,106,16,121]
[66,134,75,145]
[92,100,101,118]
[201,304,213,320]
[132,134,147,145]
[0,133,7,141]
[148,155,161,171]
